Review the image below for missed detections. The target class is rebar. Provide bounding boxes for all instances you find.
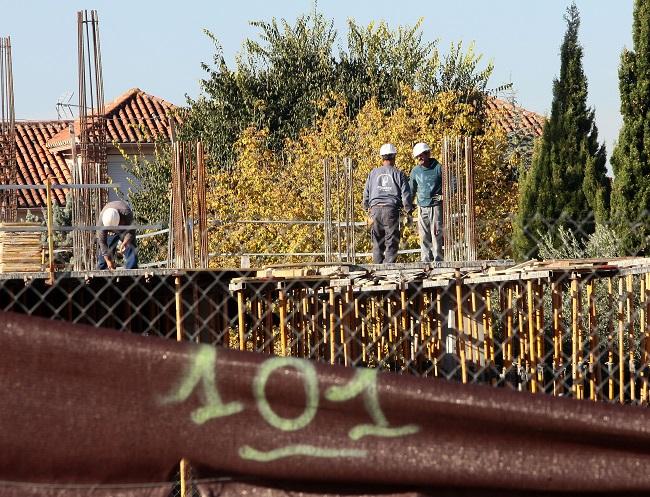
[74,10,107,271]
[0,37,16,222]
[441,136,476,261]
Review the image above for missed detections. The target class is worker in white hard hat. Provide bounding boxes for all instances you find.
[96,200,138,270]
[362,143,413,264]
[410,142,443,262]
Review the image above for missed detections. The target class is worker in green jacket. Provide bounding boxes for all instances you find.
[410,142,443,262]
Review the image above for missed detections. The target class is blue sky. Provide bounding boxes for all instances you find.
[1,1,634,163]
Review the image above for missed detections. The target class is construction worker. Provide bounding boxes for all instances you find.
[410,142,443,262]
[96,200,138,270]
[362,143,413,264]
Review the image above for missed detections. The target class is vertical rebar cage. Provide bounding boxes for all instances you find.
[323,157,356,263]
[442,136,476,261]
[74,10,107,271]
[169,141,208,269]
[0,37,16,222]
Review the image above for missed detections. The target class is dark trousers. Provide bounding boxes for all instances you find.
[370,206,400,264]
[96,233,138,269]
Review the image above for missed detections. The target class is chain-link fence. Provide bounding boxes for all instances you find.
[2,259,649,403]
[2,220,650,496]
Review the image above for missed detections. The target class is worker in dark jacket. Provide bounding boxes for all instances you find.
[96,200,138,270]
[410,142,443,262]
[362,143,413,264]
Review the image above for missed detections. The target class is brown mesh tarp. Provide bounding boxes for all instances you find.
[1,311,650,496]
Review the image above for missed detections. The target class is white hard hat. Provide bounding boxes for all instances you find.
[412,142,431,158]
[101,207,120,227]
[379,143,397,157]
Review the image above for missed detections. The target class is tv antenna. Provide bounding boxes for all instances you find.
[56,91,75,119]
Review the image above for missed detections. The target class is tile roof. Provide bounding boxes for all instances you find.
[15,121,72,208]
[8,88,180,210]
[46,87,181,149]
[486,97,545,138]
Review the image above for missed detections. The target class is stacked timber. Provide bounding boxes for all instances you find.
[0,223,42,273]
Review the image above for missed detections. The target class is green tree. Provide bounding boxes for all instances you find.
[182,11,338,168]
[119,140,172,264]
[513,3,609,259]
[182,11,494,170]
[610,0,650,255]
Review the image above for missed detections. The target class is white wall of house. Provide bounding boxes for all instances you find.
[106,150,147,202]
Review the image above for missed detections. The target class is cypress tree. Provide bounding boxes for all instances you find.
[513,3,609,259]
[610,0,650,255]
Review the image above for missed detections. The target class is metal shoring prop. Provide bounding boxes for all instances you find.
[354,294,368,365]
[400,283,410,366]
[484,287,496,384]
[642,273,650,404]
[388,294,397,366]
[175,276,189,497]
[434,289,443,376]
[514,282,526,390]
[607,277,615,401]
[505,284,514,379]
[265,288,273,354]
[618,277,625,404]
[570,275,579,398]
[608,333,615,402]
[279,286,288,356]
[587,279,598,401]
[237,289,246,351]
[329,287,336,364]
[310,290,319,360]
[526,279,538,393]
[552,280,563,396]
[455,269,468,383]
[626,275,636,402]
[577,275,585,400]
[470,285,480,365]
[533,279,546,392]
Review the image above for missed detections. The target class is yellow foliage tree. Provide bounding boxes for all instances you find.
[206,87,515,267]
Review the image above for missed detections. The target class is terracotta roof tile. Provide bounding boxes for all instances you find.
[45,88,181,149]
[14,121,71,209]
[486,97,545,139]
[8,88,180,210]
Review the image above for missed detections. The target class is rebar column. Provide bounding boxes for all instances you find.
[0,37,16,222]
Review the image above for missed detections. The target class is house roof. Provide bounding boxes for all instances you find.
[46,87,181,150]
[486,97,545,138]
[15,120,73,208]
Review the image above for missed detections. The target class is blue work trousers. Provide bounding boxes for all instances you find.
[96,233,138,269]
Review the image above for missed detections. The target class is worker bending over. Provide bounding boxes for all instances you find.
[362,143,413,264]
[96,200,138,270]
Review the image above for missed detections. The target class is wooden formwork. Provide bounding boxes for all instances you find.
[229,258,650,403]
